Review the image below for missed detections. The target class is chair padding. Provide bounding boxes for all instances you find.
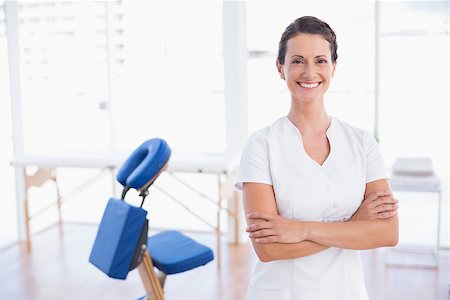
[116,138,171,190]
[89,198,147,279]
[148,231,214,275]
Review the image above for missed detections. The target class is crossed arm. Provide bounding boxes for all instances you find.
[243,179,399,262]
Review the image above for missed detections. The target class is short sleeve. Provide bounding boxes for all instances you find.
[365,132,387,183]
[234,131,272,190]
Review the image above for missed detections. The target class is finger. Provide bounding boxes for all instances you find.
[255,236,278,243]
[371,196,398,208]
[246,212,275,221]
[375,190,392,198]
[377,210,397,219]
[363,192,379,202]
[373,203,398,214]
[249,229,275,238]
[364,190,391,202]
[246,222,273,232]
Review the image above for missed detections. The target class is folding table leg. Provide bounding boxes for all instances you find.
[23,167,58,254]
[24,194,32,254]
[52,170,64,239]
[217,174,222,269]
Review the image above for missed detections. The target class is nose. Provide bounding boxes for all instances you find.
[302,63,316,79]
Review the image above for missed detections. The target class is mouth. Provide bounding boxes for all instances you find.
[297,81,322,89]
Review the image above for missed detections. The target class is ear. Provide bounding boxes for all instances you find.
[331,61,337,77]
[276,59,285,80]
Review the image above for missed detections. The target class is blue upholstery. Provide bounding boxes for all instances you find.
[89,198,147,279]
[90,137,214,289]
[116,138,171,190]
[148,231,214,275]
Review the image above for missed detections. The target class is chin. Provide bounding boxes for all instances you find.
[294,94,323,103]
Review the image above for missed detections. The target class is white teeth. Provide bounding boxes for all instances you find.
[299,82,320,88]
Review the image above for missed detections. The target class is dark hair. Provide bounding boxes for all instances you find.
[277,16,338,65]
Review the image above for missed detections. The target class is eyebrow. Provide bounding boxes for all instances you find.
[291,55,327,59]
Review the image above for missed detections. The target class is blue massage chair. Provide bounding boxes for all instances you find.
[89,138,214,300]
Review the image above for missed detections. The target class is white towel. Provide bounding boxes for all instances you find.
[392,157,434,176]
[390,173,441,193]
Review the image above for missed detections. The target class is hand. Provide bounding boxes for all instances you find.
[350,191,398,221]
[246,212,307,244]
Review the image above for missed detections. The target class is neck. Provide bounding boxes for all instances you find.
[287,98,330,135]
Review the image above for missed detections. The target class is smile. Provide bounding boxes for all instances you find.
[297,82,322,89]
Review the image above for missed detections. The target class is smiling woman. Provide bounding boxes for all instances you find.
[235,16,398,300]
[277,33,335,116]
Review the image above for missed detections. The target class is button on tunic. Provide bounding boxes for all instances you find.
[235,116,386,300]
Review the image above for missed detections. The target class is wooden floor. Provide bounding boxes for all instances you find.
[0,223,448,300]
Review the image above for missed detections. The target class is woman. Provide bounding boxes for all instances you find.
[235,16,399,299]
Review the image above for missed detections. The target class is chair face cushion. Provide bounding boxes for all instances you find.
[117,138,171,190]
[147,231,214,274]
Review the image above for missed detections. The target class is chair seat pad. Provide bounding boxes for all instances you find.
[147,230,214,274]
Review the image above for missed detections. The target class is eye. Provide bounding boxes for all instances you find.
[292,59,303,64]
[317,59,328,64]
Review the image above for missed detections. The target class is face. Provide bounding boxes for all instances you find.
[277,33,336,103]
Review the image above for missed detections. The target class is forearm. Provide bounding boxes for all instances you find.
[242,183,330,262]
[303,180,398,250]
[245,180,399,258]
[304,215,398,250]
[252,239,329,262]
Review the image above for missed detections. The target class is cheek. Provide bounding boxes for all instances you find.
[321,68,334,80]
[286,67,302,78]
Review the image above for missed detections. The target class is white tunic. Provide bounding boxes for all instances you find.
[235,116,386,300]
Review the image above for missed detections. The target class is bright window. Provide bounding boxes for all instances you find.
[16,1,111,155]
[113,1,225,154]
